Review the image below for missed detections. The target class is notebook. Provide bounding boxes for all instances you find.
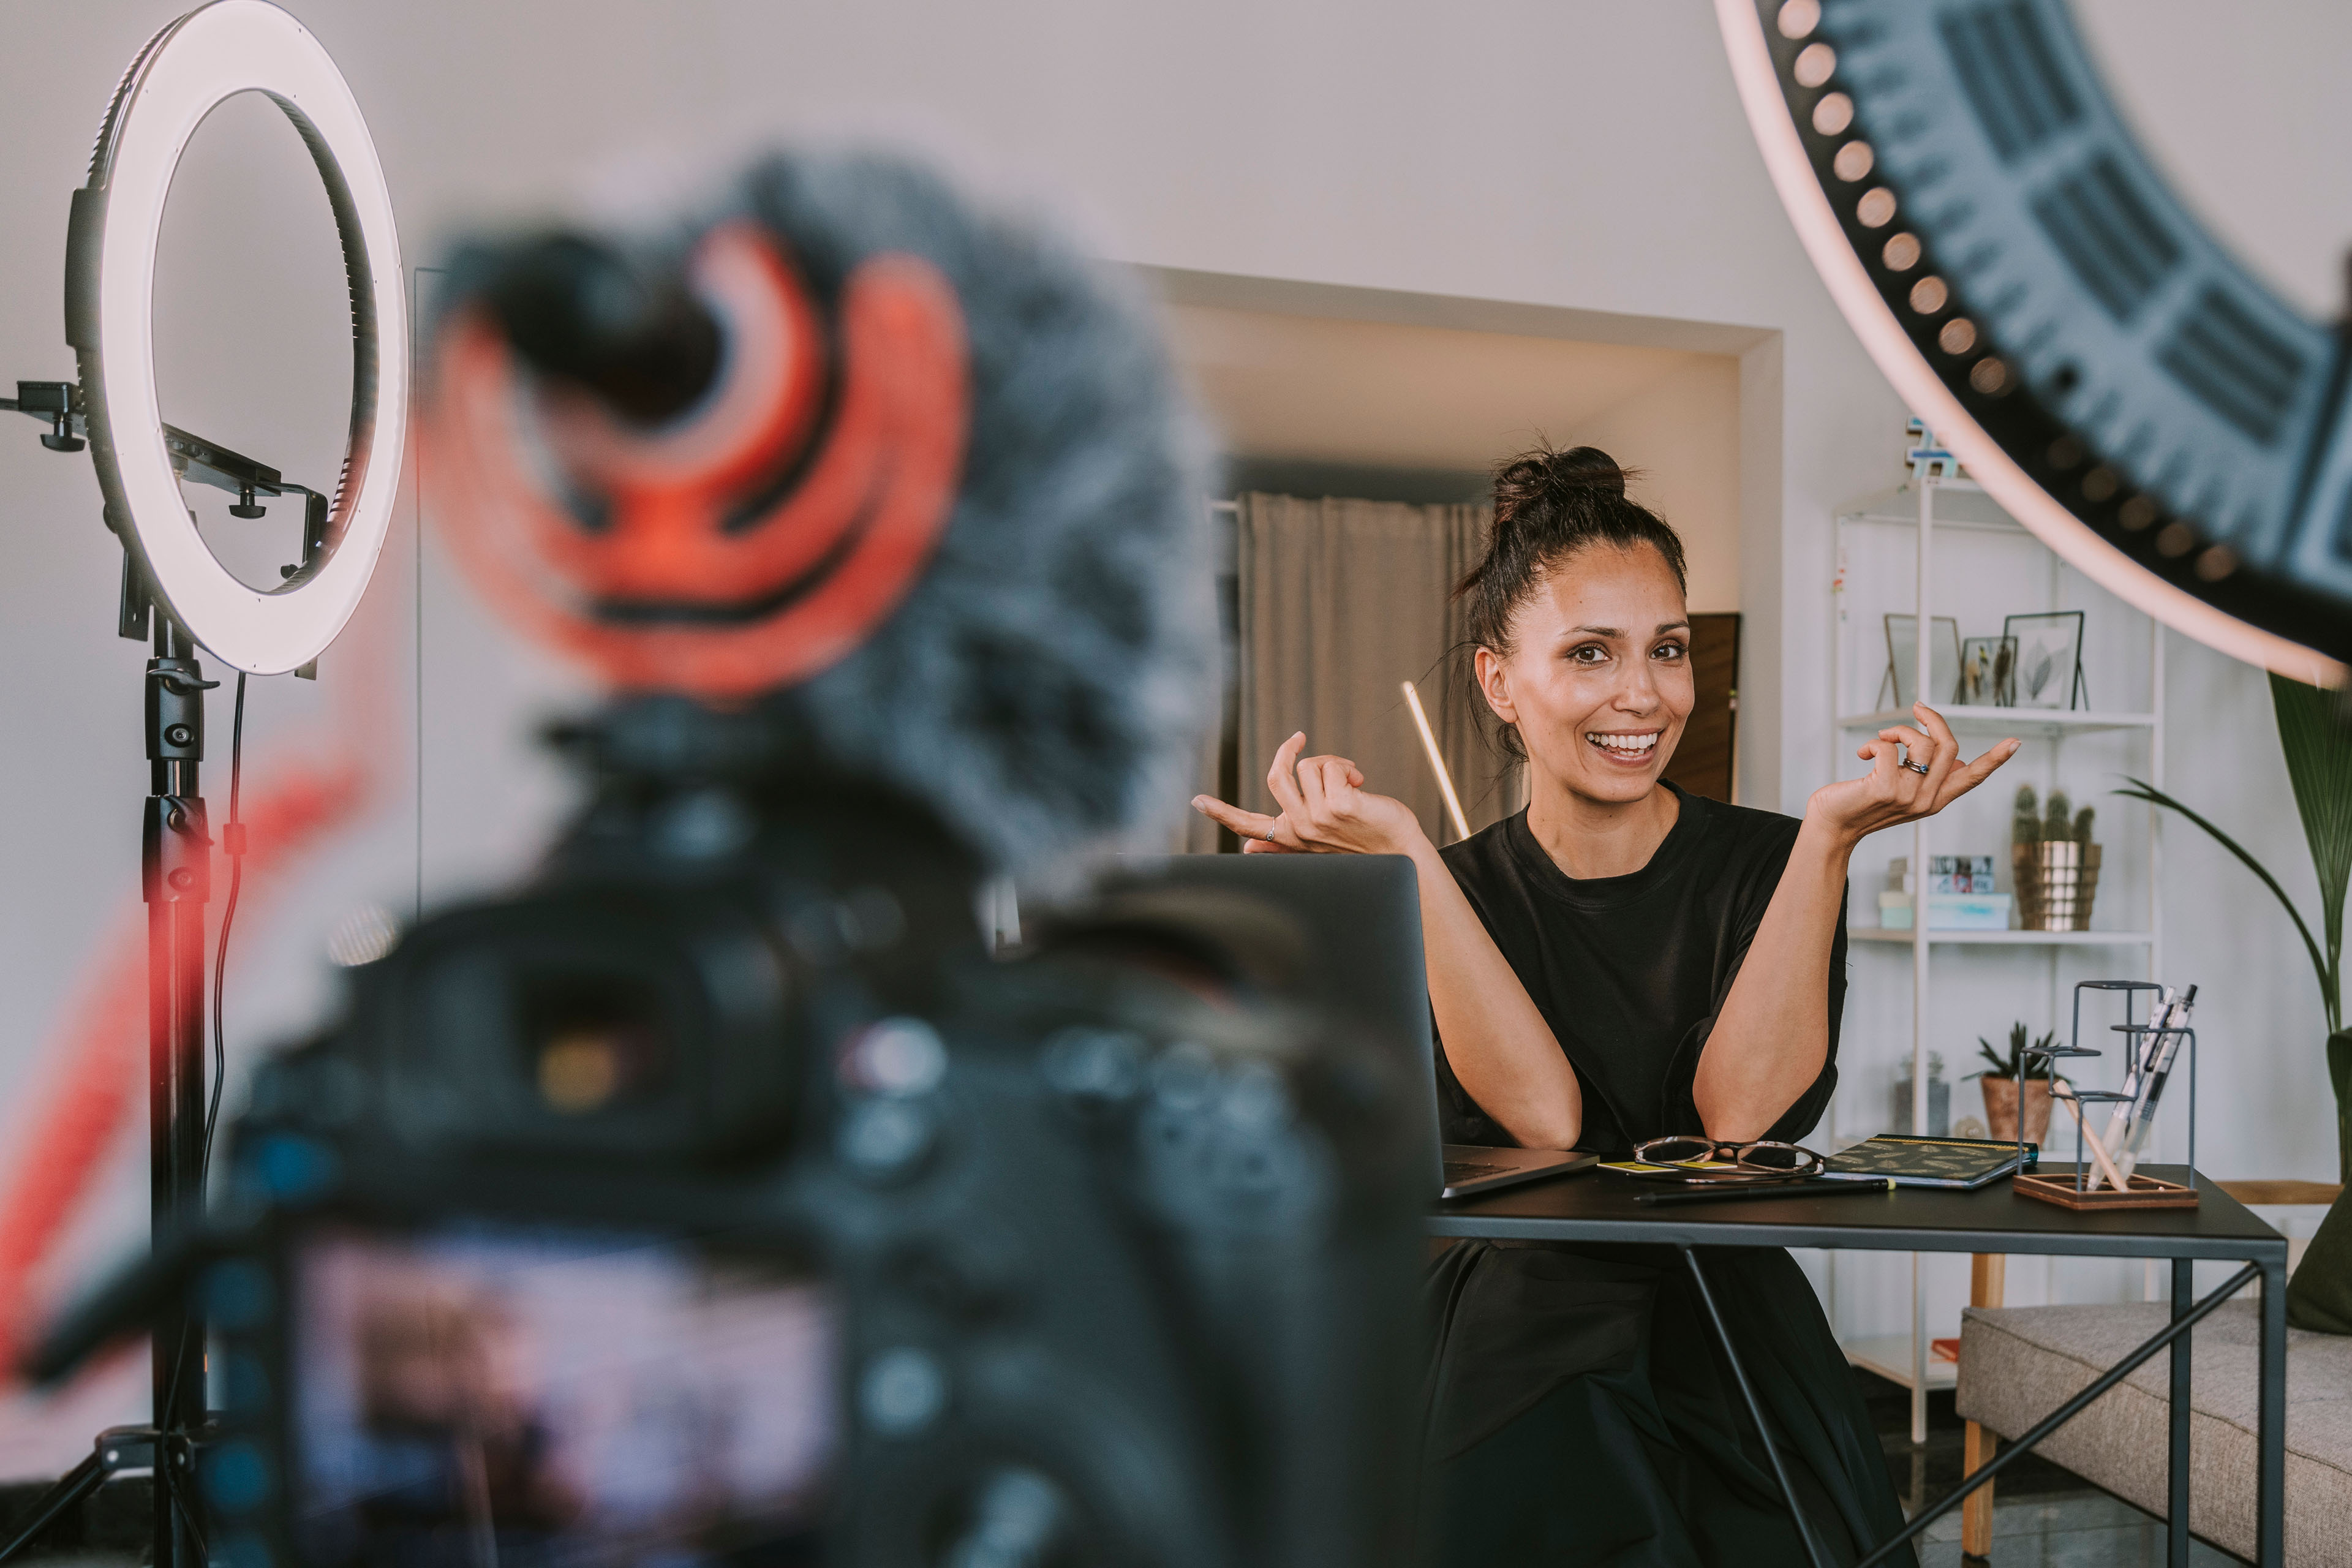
[1819,1133,2037,1189]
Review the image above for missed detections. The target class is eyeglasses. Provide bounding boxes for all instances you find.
[1630,1136,1825,1180]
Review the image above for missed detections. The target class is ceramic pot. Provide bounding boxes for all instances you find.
[2013,841,2102,931]
[1980,1075,2053,1146]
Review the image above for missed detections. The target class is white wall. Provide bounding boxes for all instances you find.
[0,0,2340,1447]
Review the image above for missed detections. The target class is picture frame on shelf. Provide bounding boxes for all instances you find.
[1959,635,2016,706]
[1881,613,1962,710]
[2003,610,2087,710]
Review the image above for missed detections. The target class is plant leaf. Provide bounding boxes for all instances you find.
[2116,775,2331,1021]
[2272,674,2352,1031]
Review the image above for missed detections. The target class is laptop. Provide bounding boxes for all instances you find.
[1109,855,1595,1200]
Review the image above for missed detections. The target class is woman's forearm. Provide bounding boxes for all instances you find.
[1692,823,1853,1142]
[1409,842,1584,1150]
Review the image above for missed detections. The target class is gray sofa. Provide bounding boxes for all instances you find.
[1957,1300,2352,1566]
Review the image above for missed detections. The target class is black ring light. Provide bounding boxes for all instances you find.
[1718,0,2348,679]
[65,0,406,675]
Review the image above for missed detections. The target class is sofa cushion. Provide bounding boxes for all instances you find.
[1957,1301,2352,1566]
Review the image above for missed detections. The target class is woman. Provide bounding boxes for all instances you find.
[1193,447,2016,1568]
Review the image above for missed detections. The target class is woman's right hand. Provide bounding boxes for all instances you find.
[1191,731,1431,856]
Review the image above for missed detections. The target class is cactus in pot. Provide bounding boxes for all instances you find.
[2013,785,2101,930]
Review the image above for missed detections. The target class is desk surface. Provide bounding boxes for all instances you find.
[1428,1164,2288,1261]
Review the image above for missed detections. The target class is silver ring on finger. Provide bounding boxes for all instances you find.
[1903,759,1931,775]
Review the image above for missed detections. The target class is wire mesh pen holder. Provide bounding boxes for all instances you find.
[2011,980,2200,1210]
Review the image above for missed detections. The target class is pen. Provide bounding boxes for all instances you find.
[1634,1178,1897,1206]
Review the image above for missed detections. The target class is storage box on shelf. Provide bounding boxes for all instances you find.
[1823,474,2166,1442]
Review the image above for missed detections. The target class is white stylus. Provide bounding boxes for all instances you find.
[1401,680,1472,843]
[2090,986,2171,1191]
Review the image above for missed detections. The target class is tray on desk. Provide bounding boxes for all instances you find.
[2013,1167,2198,1210]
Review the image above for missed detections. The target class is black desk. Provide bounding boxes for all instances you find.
[1429,1166,2290,1568]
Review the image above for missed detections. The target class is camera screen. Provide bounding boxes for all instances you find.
[290,1224,835,1567]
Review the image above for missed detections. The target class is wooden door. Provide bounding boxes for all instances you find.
[1662,612,1741,803]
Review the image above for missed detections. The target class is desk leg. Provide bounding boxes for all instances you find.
[1681,1246,1833,1568]
[2258,1255,2285,1568]
[1962,1253,2005,1559]
[2169,1258,2191,1568]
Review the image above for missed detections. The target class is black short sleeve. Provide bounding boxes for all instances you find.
[1434,786,1845,1155]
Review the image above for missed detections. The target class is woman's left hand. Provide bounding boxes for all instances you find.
[1803,702,2019,850]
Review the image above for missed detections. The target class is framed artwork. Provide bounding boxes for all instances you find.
[1881,614,1962,710]
[2003,610,2086,709]
[1959,635,2017,706]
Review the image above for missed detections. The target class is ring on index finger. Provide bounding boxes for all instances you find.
[1903,760,1931,775]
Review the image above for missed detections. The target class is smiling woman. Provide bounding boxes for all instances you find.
[1193,443,2020,1567]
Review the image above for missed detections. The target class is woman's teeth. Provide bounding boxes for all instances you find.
[1585,731,1658,758]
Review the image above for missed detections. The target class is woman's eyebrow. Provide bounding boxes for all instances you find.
[1657,619,1691,633]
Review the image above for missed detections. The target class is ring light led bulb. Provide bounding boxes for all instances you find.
[69,0,405,676]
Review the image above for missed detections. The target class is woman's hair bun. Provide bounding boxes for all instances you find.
[1491,445,1629,518]
[1496,442,1627,503]
[1549,445,1627,497]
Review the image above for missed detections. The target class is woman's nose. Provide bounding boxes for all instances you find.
[1613,663,1660,712]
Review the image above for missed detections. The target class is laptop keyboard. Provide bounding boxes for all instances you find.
[1444,1160,1515,1185]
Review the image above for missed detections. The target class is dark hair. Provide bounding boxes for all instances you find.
[1455,444,1687,654]
[1451,444,1689,761]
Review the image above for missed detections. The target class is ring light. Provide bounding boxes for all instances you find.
[1716,0,2348,682]
[67,0,405,676]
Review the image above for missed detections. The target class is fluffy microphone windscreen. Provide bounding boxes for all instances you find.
[427,151,1218,878]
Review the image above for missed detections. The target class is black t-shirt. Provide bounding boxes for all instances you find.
[1434,783,1845,1155]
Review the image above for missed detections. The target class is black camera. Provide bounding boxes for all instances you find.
[170,701,1424,1568]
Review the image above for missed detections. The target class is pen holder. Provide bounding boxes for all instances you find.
[2011,979,2199,1211]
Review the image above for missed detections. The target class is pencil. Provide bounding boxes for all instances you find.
[1634,1178,1898,1206]
[1400,679,1472,842]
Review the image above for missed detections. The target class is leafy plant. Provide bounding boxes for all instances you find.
[2115,674,2352,1177]
[1973,1022,2055,1080]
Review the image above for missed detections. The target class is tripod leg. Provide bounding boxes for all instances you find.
[0,1450,111,1563]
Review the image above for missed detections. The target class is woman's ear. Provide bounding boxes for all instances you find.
[1474,646,1518,725]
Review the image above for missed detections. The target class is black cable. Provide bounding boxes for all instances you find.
[202,671,246,1185]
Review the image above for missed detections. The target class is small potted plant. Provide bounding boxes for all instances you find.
[2012,786,2101,930]
[1972,1022,2055,1145]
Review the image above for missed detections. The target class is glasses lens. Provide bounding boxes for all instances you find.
[1641,1137,1716,1164]
[1738,1144,1811,1172]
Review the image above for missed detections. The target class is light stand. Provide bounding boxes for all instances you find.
[0,391,304,1567]
[1,6,405,1558]
[143,617,216,1568]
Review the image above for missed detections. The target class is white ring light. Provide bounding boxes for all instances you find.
[67,0,406,676]
[1713,0,2341,685]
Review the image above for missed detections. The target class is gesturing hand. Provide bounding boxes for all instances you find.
[1805,702,2019,848]
[1190,731,1429,856]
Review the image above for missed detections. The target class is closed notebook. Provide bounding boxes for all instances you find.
[1819,1133,2035,1189]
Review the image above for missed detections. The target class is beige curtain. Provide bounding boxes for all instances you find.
[1235,493,1522,846]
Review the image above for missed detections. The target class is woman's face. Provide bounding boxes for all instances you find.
[1477,542,1694,807]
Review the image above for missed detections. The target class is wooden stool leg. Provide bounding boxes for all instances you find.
[1961,1253,2007,1558]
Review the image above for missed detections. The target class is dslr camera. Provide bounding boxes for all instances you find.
[179,704,1424,1568]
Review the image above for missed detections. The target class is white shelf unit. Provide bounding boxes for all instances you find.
[1845,927,2154,947]
[1825,477,2166,1442]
